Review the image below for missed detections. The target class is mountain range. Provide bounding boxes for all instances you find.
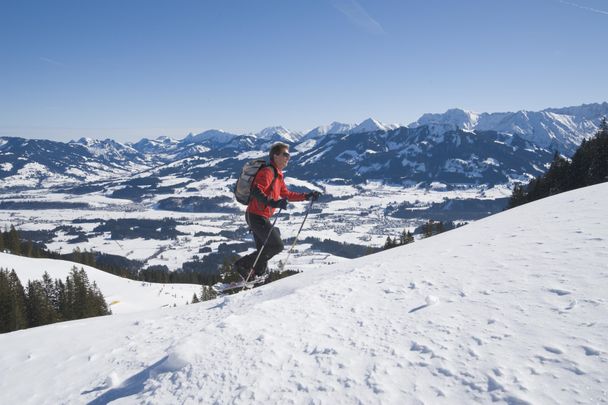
[409,102,608,154]
[0,102,606,191]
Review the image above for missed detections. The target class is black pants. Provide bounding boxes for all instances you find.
[234,212,284,275]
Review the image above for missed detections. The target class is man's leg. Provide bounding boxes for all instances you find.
[233,214,260,277]
[245,213,284,276]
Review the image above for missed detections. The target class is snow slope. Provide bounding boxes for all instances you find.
[0,253,201,314]
[1,183,607,404]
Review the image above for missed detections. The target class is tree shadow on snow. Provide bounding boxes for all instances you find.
[84,356,168,405]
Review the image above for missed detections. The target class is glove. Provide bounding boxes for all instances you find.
[269,198,288,209]
[306,191,321,202]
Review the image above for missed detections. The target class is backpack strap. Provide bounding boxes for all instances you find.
[250,163,279,207]
[267,163,278,190]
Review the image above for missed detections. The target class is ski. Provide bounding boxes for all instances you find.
[211,274,268,294]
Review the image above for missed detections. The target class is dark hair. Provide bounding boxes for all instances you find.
[269,142,289,162]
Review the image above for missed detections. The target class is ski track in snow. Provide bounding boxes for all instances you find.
[1,184,608,404]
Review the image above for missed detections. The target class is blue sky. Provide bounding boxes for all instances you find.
[1,0,607,142]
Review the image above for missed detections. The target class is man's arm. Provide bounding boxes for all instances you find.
[279,181,307,202]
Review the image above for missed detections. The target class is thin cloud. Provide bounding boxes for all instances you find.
[556,0,608,16]
[331,0,386,35]
[39,57,65,66]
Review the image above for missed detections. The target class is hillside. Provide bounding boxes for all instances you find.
[0,253,201,314]
[1,183,607,404]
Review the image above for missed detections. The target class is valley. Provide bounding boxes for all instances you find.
[0,180,511,277]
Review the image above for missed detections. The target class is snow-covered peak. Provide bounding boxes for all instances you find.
[409,108,480,131]
[351,118,399,134]
[72,137,130,148]
[185,129,238,145]
[74,136,96,145]
[303,122,357,140]
[543,101,608,120]
[129,136,181,156]
[71,137,138,157]
[251,126,302,143]
[154,135,179,144]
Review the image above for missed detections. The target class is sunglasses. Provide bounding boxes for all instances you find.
[277,152,291,158]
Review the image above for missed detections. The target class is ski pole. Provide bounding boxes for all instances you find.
[279,198,314,272]
[245,208,283,283]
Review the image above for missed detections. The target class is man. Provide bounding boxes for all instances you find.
[234,142,320,280]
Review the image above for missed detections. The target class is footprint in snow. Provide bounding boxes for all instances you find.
[543,346,563,355]
[564,299,577,311]
[547,288,571,296]
[582,346,600,356]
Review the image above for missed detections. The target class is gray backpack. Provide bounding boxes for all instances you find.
[234,160,278,205]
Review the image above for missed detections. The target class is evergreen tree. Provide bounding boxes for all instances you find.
[7,226,21,255]
[25,280,44,327]
[42,272,59,314]
[424,221,435,238]
[399,230,407,245]
[72,247,82,264]
[587,117,608,184]
[404,231,414,245]
[82,249,96,267]
[89,281,110,316]
[63,275,75,320]
[544,152,571,195]
[0,269,12,333]
[7,270,27,331]
[55,279,69,320]
[24,240,34,257]
[436,222,445,234]
[508,184,527,208]
[200,286,217,301]
[25,280,58,327]
[31,242,40,258]
[70,267,86,318]
[191,293,200,304]
[58,267,110,320]
[396,229,415,246]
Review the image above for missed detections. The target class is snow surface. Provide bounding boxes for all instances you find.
[1,183,607,404]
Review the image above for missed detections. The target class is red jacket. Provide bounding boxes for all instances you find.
[247,163,307,218]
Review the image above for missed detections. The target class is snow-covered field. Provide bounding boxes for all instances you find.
[0,181,512,271]
[0,253,202,313]
[1,183,606,404]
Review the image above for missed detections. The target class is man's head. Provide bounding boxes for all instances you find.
[269,142,290,170]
